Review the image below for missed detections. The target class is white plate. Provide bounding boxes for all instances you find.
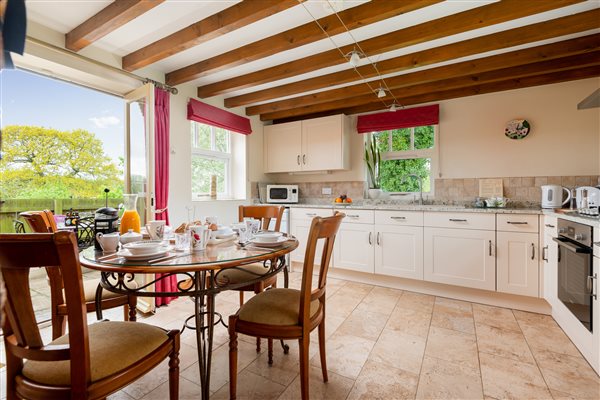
[249,237,288,247]
[215,232,236,239]
[117,247,172,261]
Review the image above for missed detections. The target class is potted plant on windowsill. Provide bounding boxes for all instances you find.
[365,135,382,199]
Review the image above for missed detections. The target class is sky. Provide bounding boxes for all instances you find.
[0,68,125,164]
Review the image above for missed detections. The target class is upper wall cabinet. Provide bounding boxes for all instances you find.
[263,114,350,173]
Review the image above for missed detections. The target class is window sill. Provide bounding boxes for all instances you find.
[192,196,246,203]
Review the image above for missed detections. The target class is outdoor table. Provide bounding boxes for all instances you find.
[80,236,298,400]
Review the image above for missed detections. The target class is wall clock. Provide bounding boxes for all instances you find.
[505,119,530,140]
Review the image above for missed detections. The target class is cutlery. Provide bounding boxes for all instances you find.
[97,253,122,262]
[148,254,178,264]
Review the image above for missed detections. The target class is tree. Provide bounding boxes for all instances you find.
[0,125,123,199]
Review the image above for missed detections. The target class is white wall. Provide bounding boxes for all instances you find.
[167,83,267,226]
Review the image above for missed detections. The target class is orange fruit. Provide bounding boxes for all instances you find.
[335,198,343,203]
[346,198,352,203]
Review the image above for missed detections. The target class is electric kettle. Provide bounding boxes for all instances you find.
[541,185,571,209]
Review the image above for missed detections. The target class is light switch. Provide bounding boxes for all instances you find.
[322,187,332,195]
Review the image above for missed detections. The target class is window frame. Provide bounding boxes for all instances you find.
[190,121,232,199]
[369,125,439,195]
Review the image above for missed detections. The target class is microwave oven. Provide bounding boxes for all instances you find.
[267,185,299,203]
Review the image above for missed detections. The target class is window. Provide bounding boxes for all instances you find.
[371,125,437,193]
[191,122,232,198]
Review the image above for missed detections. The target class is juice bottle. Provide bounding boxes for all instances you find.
[120,194,141,234]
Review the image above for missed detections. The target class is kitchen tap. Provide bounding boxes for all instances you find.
[402,174,423,205]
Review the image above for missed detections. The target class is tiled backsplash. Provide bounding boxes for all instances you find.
[253,176,599,204]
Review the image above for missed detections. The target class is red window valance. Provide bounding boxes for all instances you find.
[356,104,439,133]
[187,98,252,135]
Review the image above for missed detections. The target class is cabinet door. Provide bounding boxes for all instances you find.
[290,220,324,266]
[543,231,558,303]
[301,115,344,171]
[264,122,302,173]
[333,223,374,273]
[424,228,496,290]
[497,232,539,297]
[375,225,423,280]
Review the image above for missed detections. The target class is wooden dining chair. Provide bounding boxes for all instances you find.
[0,231,180,400]
[216,205,285,352]
[228,212,344,400]
[20,210,137,340]
[13,219,26,233]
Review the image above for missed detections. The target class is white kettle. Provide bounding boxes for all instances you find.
[541,185,571,209]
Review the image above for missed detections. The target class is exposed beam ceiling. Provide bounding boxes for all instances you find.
[247,34,600,116]
[122,0,302,72]
[166,0,440,86]
[66,0,164,52]
[200,0,582,100]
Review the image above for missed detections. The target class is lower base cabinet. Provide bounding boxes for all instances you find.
[333,223,374,273]
[424,227,496,291]
[375,225,423,280]
[496,231,539,297]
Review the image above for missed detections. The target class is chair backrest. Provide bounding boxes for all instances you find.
[0,232,92,390]
[238,205,285,231]
[13,220,26,233]
[20,210,57,233]
[298,212,344,327]
[76,216,95,248]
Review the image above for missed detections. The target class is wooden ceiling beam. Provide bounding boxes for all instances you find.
[165,0,440,86]
[260,52,600,121]
[66,0,164,52]
[228,7,599,109]
[122,0,301,72]
[247,34,600,116]
[272,66,600,123]
[201,0,582,100]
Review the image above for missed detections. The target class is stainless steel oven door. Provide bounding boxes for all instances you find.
[553,236,593,332]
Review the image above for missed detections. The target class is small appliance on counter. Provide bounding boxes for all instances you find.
[266,184,299,203]
[575,186,600,209]
[94,189,119,250]
[541,185,571,209]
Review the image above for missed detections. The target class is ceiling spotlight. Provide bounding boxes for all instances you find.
[345,49,365,67]
[376,87,387,98]
[389,103,398,112]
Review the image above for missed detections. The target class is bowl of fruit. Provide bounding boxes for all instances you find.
[334,194,353,204]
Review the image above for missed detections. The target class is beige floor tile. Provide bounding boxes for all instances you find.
[518,321,581,357]
[107,390,135,400]
[475,323,535,364]
[386,305,432,338]
[472,303,521,332]
[327,292,364,318]
[550,389,581,399]
[435,296,472,312]
[211,370,286,400]
[425,326,478,370]
[533,348,600,399]
[513,310,556,328]
[340,281,374,297]
[369,328,426,374]
[431,303,475,334]
[310,313,347,344]
[479,352,551,400]
[347,360,419,400]
[140,376,202,399]
[335,309,389,341]
[310,333,375,380]
[278,366,354,400]
[416,356,483,400]
[356,286,402,316]
[396,290,435,313]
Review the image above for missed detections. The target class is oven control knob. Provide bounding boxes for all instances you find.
[559,228,567,234]
[574,234,584,240]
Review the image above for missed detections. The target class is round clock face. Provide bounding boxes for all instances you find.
[505,119,530,140]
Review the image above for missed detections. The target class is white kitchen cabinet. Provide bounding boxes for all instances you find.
[424,227,496,290]
[333,223,375,273]
[496,231,539,297]
[542,216,558,303]
[263,115,349,173]
[375,224,424,280]
[289,208,332,265]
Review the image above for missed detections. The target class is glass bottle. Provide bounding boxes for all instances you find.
[120,194,141,234]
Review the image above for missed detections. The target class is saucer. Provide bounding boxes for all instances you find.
[249,237,288,247]
[117,247,171,261]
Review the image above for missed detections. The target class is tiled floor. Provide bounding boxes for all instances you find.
[2,271,599,399]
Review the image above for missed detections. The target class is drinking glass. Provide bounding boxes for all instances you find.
[174,232,189,251]
[237,224,248,244]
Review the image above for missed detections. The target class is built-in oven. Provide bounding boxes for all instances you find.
[553,218,595,332]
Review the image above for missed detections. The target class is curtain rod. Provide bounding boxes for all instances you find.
[26,36,178,95]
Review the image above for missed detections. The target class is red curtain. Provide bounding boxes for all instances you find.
[187,98,252,135]
[154,87,176,307]
[357,104,439,133]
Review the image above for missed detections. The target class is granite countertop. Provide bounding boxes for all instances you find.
[543,209,600,227]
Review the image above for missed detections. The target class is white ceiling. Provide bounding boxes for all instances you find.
[22,0,600,111]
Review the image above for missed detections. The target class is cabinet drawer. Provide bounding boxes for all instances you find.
[375,210,423,226]
[497,214,539,233]
[424,212,495,230]
[290,208,332,221]
[340,209,374,224]
[542,215,558,236]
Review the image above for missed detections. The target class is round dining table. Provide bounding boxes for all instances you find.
[80,236,299,400]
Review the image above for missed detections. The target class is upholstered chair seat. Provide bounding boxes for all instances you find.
[238,288,320,326]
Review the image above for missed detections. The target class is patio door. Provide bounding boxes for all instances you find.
[124,84,155,313]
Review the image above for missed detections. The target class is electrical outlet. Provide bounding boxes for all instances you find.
[322,187,332,195]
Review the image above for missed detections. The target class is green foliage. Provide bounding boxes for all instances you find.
[364,135,381,189]
[0,125,123,199]
[372,126,434,193]
[191,156,226,196]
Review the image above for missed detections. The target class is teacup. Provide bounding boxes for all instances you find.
[146,220,166,240]
[96,232,120,252]
[190,225,210,252]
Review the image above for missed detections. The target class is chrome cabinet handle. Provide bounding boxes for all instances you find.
[489,240,493,256]
[347,214,360,218]
[449,218,467,222]
[545,224,555,228]
[297,155,300,165]
[587,274,598,299]
[391,216,406,220]
[303,154,306,164]
[376,232,381,245]
[368,232,372,245]
[542,245,548,262]
[306,213,317,217]
[507,221,528,225]
[531,243,535,260]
